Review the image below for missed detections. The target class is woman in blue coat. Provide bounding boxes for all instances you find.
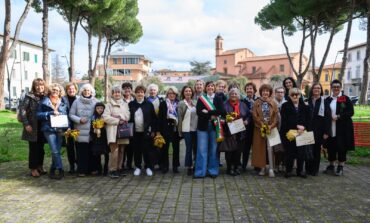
[37,83,68,180]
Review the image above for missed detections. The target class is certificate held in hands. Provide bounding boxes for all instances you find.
[227,118,246,135]
[267,127,281,146]
[295,131,315,146]
[50,115,69,128]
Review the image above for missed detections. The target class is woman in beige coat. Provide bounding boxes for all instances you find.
[102,86,130,179]
[252,84,278,177]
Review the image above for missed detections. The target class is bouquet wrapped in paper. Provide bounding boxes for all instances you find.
[226,112,239,123]
[64,129,80,143]
[260,123,271,138]
[154,134,166,149]
[286,129,298,141]
[92,119,105,138]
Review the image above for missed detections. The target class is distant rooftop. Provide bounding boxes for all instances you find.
[239,52,301,62]
[339,42,366,52]
[0,34,55,52]
[110,48,152,62]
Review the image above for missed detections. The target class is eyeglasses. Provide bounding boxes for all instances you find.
[290,94,299,97]
[332,85,341,89]
[276,91,284,94]
[51,89,60,92]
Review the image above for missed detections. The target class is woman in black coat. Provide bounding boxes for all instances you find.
[306,83,331,176]
[324,80,354,176]
[280,88,310,178]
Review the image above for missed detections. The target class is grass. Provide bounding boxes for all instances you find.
[353,105,370,122]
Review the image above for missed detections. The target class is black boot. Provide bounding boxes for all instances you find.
[335,165,343,176]
[323,165,335,175]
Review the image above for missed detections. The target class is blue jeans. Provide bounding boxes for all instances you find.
[183,131,197,167]
[43,132,63,170]
[194,123,219,177]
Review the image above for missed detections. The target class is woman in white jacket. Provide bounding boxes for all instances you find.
[69,84,99,176]
[102,86,130,178]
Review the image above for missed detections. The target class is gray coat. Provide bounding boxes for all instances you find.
[69,96,99,143]
[19,93,44,142]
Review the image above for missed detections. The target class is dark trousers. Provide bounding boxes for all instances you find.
[123,143,134,169]
[327,136,347,162]
[306,143,321,174]
[90,154,101,173]
[161,131,180,170]
[242,128,253,169]
[133,132,153,169]
[66,139,77,171]
[226,150,241,170]
[75,142,90,174]
[28,141,45,169]
[285,145,304,174]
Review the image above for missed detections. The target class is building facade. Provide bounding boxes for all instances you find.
[340,43,368,97]
[0,35,53,100]
[97,49,152,85]
[214,35,310,90]
[318,62,342,95]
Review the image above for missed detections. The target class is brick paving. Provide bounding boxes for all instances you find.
[0,155,369,223]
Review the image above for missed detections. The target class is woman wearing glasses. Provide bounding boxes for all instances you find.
[324,80,354,176]
[280,88,310,178]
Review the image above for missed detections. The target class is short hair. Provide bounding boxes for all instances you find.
[134,85,146,93]
[121,82,133,90]
[259,84,273,97]
[48,83,65,97]
[164,86,179,97]
[216,80,227,87]
[289,87,301,96]
[244,82,257,93]
[180,85,194,100]
[228,87,241,99]
[228,83,239,91]
[31,78,46,94]
[111,85,122,95]
[204,81,215,93]
[331,79,342,87]
[79,83,96,97]
[147,83,159,92]
[65,82,78,92]
[274,86,285,93]
[309,83,323,99]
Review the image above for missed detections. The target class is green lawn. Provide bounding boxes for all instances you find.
[353,105,370,122]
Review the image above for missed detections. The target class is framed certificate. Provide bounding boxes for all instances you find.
[50,115,69,128]
[296,131,315,146]
[227,118,246,135]
[267,127,281,147]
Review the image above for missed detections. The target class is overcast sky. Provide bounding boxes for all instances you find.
[1,0,366,78]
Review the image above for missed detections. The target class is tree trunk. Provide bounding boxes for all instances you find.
[103,37,109,103]
[68,12,79,83]
[316,26,336,82]
[296,75,303,88]
[87,27,94,86]
[359,1,370,105]
[42,0,50,84]
[339,9,353,82]
[310,23,318,81]
[280,26,298,78]
[91,32,102,88]
[0,0,33,109]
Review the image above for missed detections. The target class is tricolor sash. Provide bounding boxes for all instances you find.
[199,94,216,111]
[213,116,225,142]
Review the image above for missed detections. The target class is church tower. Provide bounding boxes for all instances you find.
[215,34,223,56]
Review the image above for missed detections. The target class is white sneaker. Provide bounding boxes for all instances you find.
[146,168,153,176]
[269,169,275,178]
[259,168,266,176]
[134,168,141,176]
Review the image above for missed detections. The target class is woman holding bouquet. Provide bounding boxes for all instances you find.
[223,87,251,176]
[280,88,310,178]
[324,80,354,176]
[194,81,225,178]
[251,84,278,177]
[102,86,130,178]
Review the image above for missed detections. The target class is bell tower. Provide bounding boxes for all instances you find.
[215,34,223,56]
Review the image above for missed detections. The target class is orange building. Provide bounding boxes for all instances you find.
[215,35,310,90]
[318,62,342,95]
[97,49,152,84]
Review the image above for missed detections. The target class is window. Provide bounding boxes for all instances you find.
[347,68,351,80]
[113,58,119,64]
[25,87,30,93]
[224,60,227,65]
[325,73,329,82]
[348,53,351,62]
[279,64,284,72]
[23,52,30,61]
[355,65,361,77]
[24,70,28,80]
[357,50,361,61]
[34,54,38,63]
[122,57,139,64]
[223,68,227,74]
[10,50,17,59]
[111,69,131,76]
[252,66,256,73]
[324,89,329,95]
[12,86,16,97]
[12,69,16,79]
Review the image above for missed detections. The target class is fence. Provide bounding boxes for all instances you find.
[353,122,370,147]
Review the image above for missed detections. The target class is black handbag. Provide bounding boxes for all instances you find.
[218,135,239,152]
[298,145,314,161]
[117,123,134,139]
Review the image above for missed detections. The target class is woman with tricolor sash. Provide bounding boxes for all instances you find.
[194,81,226,179]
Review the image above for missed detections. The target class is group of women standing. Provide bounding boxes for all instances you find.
[19,77,355,180]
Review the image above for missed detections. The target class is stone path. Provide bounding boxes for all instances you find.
[0,158,369,223]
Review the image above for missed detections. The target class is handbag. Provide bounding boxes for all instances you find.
[218,135,239,152]
[117,123,134,139]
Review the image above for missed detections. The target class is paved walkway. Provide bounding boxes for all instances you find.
[0,157,369,223]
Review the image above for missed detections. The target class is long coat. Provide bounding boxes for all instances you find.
[325,95,355,151]
[251,98,278,168]
[307,97,331,145]
[102,98,130,145]
[19,93,44,142]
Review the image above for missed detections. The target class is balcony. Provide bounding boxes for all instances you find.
[351,78,362,86]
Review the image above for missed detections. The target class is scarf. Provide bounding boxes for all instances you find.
[318,96,325,117]
[166,99,178,123]
[50,95,60,112]
[229,99,240,117]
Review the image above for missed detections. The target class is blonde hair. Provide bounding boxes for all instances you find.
[65,82,78,92]
[289,87,301,96]
[164,86,179,97]
[48,83,65,97]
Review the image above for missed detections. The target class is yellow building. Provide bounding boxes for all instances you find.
[319,62,342,95]
[97,49,152,84]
